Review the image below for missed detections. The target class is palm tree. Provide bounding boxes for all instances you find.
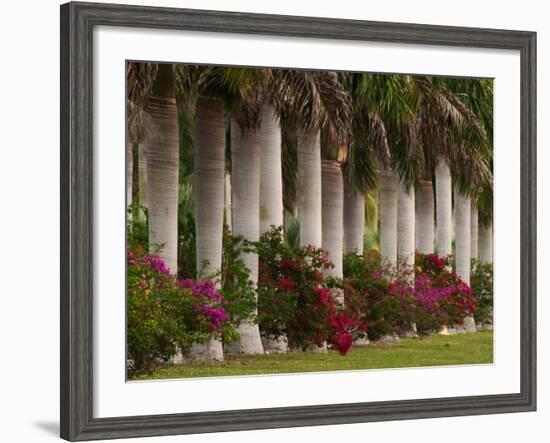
[126,142,133,210]
[442,78,493,332]
[397,183,415,269]
[454,190,471,283]
[411,76,491,265]
[145,64,179,275]
[478,223,493,263]
[224,173,232,231]
[341,73,387,257]
[379,169,398,266]
[137,142,148,217]
[193,97,227,276]
[470,205,479,260]
[259,104,284,234]
[415,179,434,253]
[321,159,344,276]
[127,62,157,219]
[275,70,351,252]
[365,75,415,268]
[192,94,226,360]
[343,180,365,255]
[176,66,273,357]
[477,178,493,264]
[452,79,494,268]
[454,189,476,332]
[226,116,264,354]
[297,130,323,247]
[435,160,453,257]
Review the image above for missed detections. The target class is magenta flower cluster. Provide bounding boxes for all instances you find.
[199,305,228,331]
[143,255,172,276]
[177,278,228,331]
[413,274,451,308]
[127,250,173,276]
[177,279,222,303]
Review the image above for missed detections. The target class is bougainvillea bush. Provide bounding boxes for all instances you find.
[343,252,415,340]
[127,247,231,376]
[256,227,367,355]
[343,251,478,338]
[413,253,477,333]
[218,227,258,332]
[177,218,257,337]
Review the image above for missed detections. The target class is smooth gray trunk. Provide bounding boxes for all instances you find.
[224,174,232,232]
[454,190,476,332]
[137,142,148,218]
[226,119,264,355]
[415,180,434,254]
[343,178,365,255]
[379,170,398,267]
[193,96,226,360]
[397,182,415,270]
[479,223,493,263]
[259,104,284,233]
[297,130,322,248]
[322,160,344,305]
[435,161,453,257]
[470,205,479,260]
[259,105,288,352]
[322,160,344,278]
[146,96,179,275]
[127,141,133,209]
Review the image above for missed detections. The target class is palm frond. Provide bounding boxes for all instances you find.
[126,62,158,144]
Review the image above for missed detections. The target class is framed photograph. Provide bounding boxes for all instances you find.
[60,1,536,441]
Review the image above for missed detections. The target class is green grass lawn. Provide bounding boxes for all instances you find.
[131,331,493,381]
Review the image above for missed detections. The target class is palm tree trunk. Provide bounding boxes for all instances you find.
[297,130,322,248]
[343,178,365,255]
[192,96,226,360]
[478,223,493,263]
[126,141,133,210]
[435,161,453,257]
[259,104,284,233]
[470,205,479,260]
[415,180,434,254]
[259,105,288,353]
[397,183,415,269]
[322,161,344,305]
[454,190,476,332]
[379,170,398,267]
[226,118,264,355]
[138,142,148,218]
[146,96,179,275]
[224,174,232,232]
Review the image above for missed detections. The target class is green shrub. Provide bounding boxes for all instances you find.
[177,211,196,280]
[343,251,415,340]
[343,251,478,339]
[219,227,258,332]
[127,205,148,251]
[177,214,258,341]
[256,227,366,354]
[127,248,227,376]
[470,259,493,325]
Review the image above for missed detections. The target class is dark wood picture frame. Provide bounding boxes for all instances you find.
[60,1,537,441]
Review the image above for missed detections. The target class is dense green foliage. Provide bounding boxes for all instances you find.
[343,251,478,339]
[127,248,229,376]
[256,227,367,354]
[470,258,494,326]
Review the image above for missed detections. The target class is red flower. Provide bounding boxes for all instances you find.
[275,276,295,291]
[331,331,353,355]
